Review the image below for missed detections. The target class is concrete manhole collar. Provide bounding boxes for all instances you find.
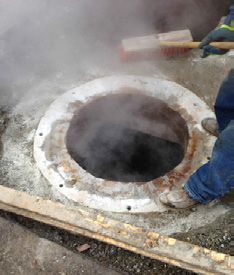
[34,76,216,213]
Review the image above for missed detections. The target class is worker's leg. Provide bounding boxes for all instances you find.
[159,120,234,210]
[214,68,234,133]
[184,120,234,203]
[202,69,234,135]
[159,70,234,210]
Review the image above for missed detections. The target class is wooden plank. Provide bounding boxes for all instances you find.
[0,185,232,275]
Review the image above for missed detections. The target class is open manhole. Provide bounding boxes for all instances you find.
[34,76,215,212]
[66,94,188,182]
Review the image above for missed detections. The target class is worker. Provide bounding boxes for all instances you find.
[199,4,234,58]
[200,4,234,135]
[159,69,234,210]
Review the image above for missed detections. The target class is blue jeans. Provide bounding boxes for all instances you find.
[184,69,234,203]
[215,69,234,133]
[184,121,234,202]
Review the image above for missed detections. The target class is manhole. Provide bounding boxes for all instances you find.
[66,94,188,182]
[34,76,216,212]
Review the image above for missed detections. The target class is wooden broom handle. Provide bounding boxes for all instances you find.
[159,41,234,49]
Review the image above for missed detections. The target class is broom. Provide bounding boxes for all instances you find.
[119,29,234,62]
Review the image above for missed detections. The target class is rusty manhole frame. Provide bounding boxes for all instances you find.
[34,76,216,213]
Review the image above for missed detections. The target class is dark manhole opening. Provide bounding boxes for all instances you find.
[66,93,189,182]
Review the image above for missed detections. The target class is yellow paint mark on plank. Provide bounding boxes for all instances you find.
[203,248,210,255]
[168,238,176,246]
[97,215,104,222]
[85,218,110,228]
[124,224,143,233]
[147,232,160,239]
[211,251,226,263]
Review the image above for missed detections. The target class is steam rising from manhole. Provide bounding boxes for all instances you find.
[66,93,188,182]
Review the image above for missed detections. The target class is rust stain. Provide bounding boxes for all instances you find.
[70,169,78,174]
[57,127,65,134]
[61,165,70,173]
[185,154,193,161]
[152,177,172,191]
[182,165,191,174]
[176,106,194,123]
[185,131,198,158]
[182,131,198,174]
[69,101,84,111]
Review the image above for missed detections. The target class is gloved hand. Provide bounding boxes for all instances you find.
[203,45,228,55]
[199,36,212,49]
[199,27,234,58]
[199,27,234,49]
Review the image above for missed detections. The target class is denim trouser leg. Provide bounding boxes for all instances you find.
[184,121,234,203]
[214,69,234,132]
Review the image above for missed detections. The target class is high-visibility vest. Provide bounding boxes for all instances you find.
[219,20,234,31]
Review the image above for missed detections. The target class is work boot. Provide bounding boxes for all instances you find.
[201,118,218,137]
[159,188,198,211]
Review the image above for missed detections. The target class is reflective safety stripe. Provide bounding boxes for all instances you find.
[220,23,234,31]
[205,52,216,56]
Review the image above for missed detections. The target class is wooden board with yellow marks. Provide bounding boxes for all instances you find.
[0,185,232,275]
